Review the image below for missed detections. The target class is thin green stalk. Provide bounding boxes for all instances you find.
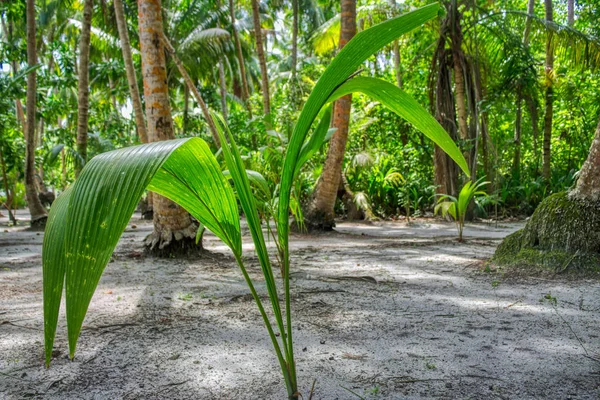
[233,252,294,397]
[283,252,297,392]
[212,113,294,375]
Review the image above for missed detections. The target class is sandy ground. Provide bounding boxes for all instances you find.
[1,211,599,400]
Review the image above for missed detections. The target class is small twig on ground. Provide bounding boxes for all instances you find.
[307,378,317,400]
[505,299,523,308]
[0,320,42,331]
[82,323,137,332]
[340,385,366,400]
[552,304,592,359]
[155,380,190,394]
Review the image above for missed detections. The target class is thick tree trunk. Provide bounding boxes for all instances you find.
[570,119,600,201]
[304,0,356,230]
[494,99,600,273]
[138,0,200,255]
[542,0,554,182]
[114,0,148,144]
[250,0,270,116]
[229,0,252,118]
[25,0,48,227]
[431,29,459,197]
[75,0,94,177]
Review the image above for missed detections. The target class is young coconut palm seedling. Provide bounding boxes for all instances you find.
[435,177,489,241]
[42,4,469,398]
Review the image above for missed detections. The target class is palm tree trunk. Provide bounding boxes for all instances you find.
[304,0,356,230]
[570,119,600,201]
[290,0,298,94]
[25,0,48,227]
[542,0,554,182]
[218,61,228,119]
[160,33,221,148]
[0,146,17,224]
[75,0,94,177]
[512,94,522,181]
[114,0,148,143]
[250,0,270,116]
[450,1,468,145]
[229,0,252,118]
[567,0,574,26]
[138,0,200,254]
[388,0,401,88]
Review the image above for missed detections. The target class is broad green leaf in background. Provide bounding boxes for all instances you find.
[42,138,241,364]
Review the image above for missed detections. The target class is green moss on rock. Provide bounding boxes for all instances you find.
[493,192,600,273]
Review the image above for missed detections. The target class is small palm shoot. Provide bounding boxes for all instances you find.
[435,177,489,241]
[42,4,470,399]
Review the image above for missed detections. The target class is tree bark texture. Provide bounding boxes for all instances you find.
[304,0,356,230]
[570,119,600,201]
[160,33,221,147]
[250,0,270,116]
[138,0,200,254]
[542,0,554,181]
[75,0,94,176]
[25,0,48,226]
[229,0,252,117]
[218,61,228,119]
[114,0,148,143]
[512,94,522,181]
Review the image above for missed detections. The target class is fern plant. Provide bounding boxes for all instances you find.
[42,4,469,399]
[435,177,489,241]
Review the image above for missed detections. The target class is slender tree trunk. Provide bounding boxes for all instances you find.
[473,58,493,190]
[542,0,554,182]
[290,0,299,98]
[388,0,401,88]
[183,84,190,133]
[250,0,270,116]
[25,0,48,226]
[114,0,148,143]
[229,0,252,118]
[512,94,522,181]
[138,0,200,254]
[567,0,574,26]
[0,146,17,224]
[450,0,468,145]
[160,33,221,147]
[108,74,118,111]
[218,61,228,119]
[304,0,356,230]
[75,0,94,177]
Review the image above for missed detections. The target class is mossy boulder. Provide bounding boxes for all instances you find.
[493,192,600,274]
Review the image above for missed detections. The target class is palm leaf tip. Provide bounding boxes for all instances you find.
[42,138,241,364]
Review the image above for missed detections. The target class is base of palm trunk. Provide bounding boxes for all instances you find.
[302,207,336,231]
[144,226,202,257]
[493,191,600,274]
[30,215,48,228]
